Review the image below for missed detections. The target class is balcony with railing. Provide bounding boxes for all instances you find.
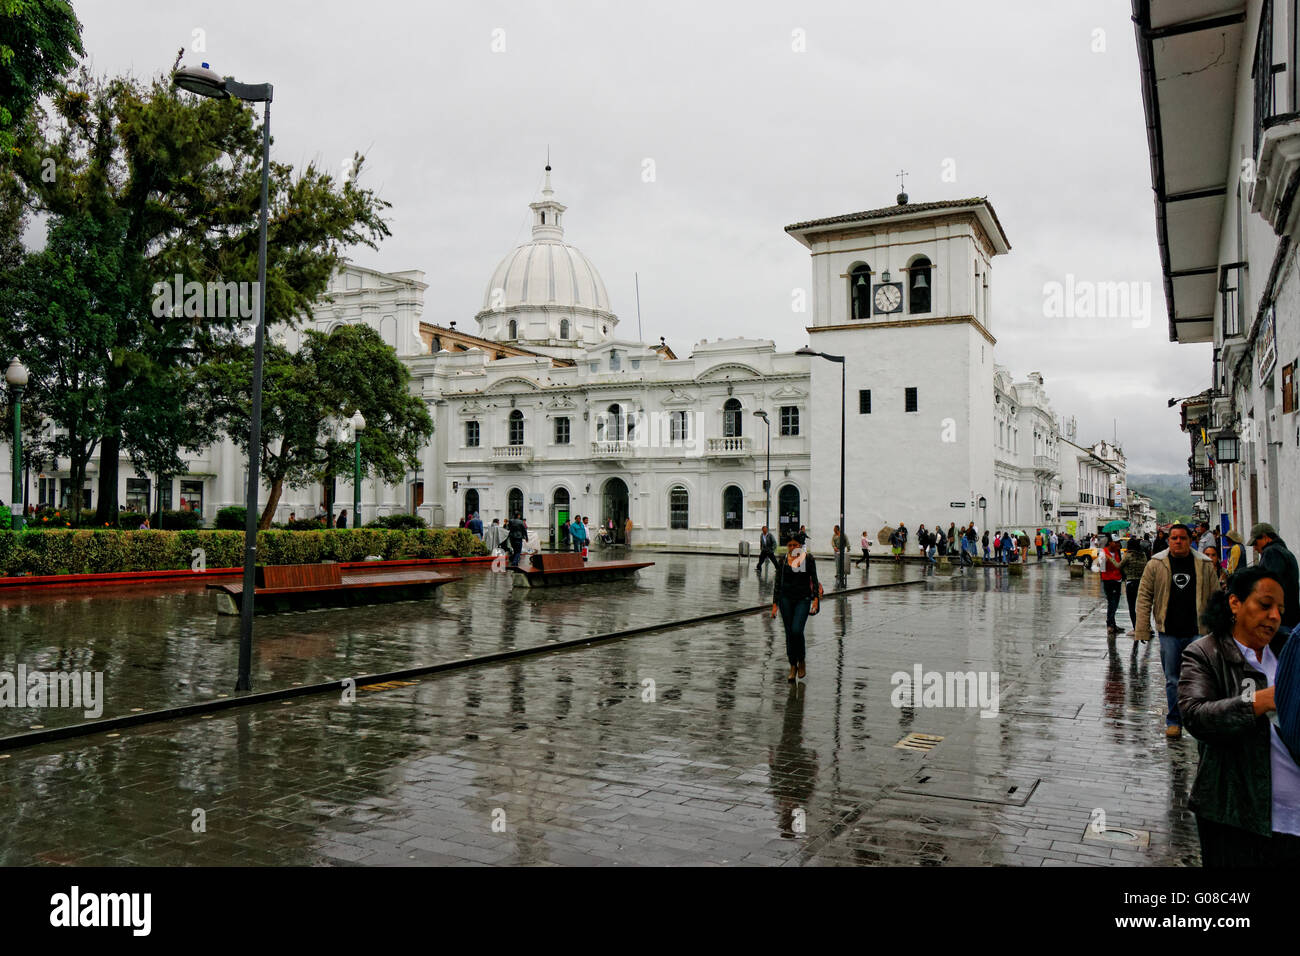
[706,436,752,457]
[491,444,533,463]
[1033,455,1055,472]
[591,440,632,459]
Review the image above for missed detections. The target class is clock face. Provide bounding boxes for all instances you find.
[873,282,903,314]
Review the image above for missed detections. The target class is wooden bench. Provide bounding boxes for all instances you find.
[208,562,459,615]
[529,553,586,572]
[257,563,342,590]
[512,554,654,588]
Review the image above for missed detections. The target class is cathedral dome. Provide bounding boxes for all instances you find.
[474,165,618,354]
[480,238,611,313]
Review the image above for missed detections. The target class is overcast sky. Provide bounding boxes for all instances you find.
[71,0,1205,474]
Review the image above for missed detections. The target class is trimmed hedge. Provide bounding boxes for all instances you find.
[215,506,246,530]
[366,513,427,530]
[0,527,486,575]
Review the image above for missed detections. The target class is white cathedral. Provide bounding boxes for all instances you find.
[5,167,1140,545]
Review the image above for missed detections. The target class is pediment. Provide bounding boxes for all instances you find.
[459,400,488,416]
[484,376,543,394]
[661,389,697,406]
[545,395,578,410]
[695,363,763,383]
[770,384,808,400]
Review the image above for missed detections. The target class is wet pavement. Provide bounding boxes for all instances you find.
[0,556,1203,865]
[0,552,921,734]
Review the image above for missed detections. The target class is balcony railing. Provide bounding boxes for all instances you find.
[1033,455,1055,471]
[591,440,632,459]
[706,436,752,456]
[491,444,533,463]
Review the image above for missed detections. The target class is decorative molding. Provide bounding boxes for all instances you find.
[808,314,996,346]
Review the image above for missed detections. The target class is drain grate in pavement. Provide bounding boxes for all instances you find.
[894,733,944,752]
[897,768,1039,806]
[1082,825,1150,848]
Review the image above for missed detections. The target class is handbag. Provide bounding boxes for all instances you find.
[807,579,824,615]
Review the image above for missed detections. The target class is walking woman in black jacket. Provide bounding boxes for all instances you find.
[1179,566,1300,866]
[772,541,821,682]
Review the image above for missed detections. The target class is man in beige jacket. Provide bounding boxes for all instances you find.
[1134,524,1220,738]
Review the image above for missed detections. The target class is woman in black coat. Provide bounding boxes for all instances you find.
[772,541,820,682]
[1179,566,1300,866]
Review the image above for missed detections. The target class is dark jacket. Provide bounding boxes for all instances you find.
[773,551,820,603]
[1179,627,1292,836]
[1259,538,1300,629]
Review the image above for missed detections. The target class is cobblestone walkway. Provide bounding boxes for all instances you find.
[0,561,1200,866]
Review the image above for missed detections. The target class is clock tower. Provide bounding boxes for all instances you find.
[785,195,1011,539]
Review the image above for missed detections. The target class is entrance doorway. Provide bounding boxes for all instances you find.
[602,477,629,543]
[778,483,800,544]
[464,488,479,522]
[552,487,571,549]
[508,487,524,520]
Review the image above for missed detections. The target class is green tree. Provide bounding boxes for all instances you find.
[198,324,433,529]
[0,0,83,156]
[5,69,390,522]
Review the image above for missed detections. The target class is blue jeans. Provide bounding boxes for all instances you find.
[776,594,811,665]
[1159,633,1197,727]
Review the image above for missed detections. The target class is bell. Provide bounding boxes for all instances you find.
[913,271,928,290]
[855,274,867,287]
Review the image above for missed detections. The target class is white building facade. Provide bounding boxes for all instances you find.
[1134,0,1300,544]
[2,170,1119,546]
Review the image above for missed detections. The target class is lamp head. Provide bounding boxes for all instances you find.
[173,63,229,98]
[5,358,29,387]
[753,410,769,423]
[351,410,366,432]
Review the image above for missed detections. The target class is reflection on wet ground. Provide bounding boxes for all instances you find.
[0,558,1200,865]
[0,554,919,734]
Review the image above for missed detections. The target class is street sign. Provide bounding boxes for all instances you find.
[1058,509,1079,516]
[950,501,966,508]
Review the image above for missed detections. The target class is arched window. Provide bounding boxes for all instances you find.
[507,319,517,339]
[669,486,689,529]
[909,257,932,314]
[508,409,524,445]
[560,318,570,339]
[722,485,743,530]
[723,398,742,438]
[508,487,523,519]
[849,263,872,320]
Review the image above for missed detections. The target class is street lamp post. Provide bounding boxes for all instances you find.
[753,410,771,533]
[796,347,847,589]
[351,411,365,528]
[6,358,28,530]
[173,62,273,692]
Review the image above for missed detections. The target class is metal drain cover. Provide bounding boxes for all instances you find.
[897,768,1039,806]
[894,733,944,752]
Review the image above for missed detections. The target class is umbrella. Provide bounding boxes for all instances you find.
[1012,530,1028,538]
[1102,519,1131,533]
[877,525,895,546]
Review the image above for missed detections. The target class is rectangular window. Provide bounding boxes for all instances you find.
[126,477,151,513]
[905,387,918,413]
[554,416,571,444]
[159,480,173,511]
[465,420,480,447]
[779,405,799,436]
[179,480,204,517]
[670,410,689,442]
[859,389,871,414]
[1284,362,1295,414]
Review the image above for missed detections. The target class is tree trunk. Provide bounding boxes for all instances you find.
[94,431,120,524]
[259,475,284,530]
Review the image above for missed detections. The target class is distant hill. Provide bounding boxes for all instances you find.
[1128,473,1196,524]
